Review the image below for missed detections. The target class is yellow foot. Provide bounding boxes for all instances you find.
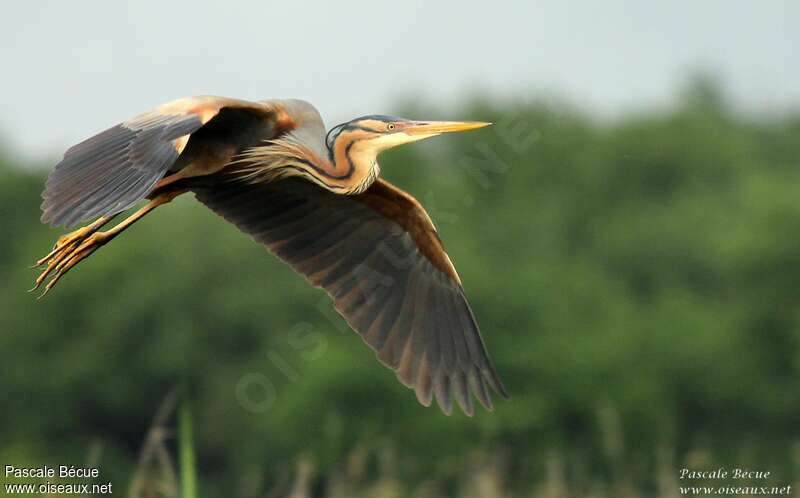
[31,230,110,298]
[33,215,111,269]
[34,227,92,269]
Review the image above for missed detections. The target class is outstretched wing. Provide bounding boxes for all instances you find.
[192,177,508,416]
[41,96,287,227]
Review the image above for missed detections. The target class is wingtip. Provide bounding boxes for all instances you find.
[497,377,511,399]
[496,381,511,400]
[482,367,510,400]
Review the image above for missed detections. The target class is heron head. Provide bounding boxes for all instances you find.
[325,115,491,155]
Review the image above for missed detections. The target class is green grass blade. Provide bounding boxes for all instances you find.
[179,393,198,498]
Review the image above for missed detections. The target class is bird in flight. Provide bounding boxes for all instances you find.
[31,96,508,415]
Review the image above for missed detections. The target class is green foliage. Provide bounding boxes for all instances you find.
[1,82,799,495]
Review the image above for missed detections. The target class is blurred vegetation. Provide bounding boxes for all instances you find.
[1,79,800,497]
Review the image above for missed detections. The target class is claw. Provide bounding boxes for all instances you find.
[34,233,107,298]
[31,218,111,296]
[33,223,100,268]
[31,239,80,292]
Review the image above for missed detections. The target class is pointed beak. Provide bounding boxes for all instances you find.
[404,120,492,136]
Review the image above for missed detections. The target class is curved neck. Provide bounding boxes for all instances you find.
[322,131,381,193]
[233,129,380,195]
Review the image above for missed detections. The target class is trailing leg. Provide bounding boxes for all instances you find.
[32,189,187,297]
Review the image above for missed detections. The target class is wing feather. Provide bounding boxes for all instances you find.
[42,114,200,226]
[192,177,508,415]
[41,96,289,227]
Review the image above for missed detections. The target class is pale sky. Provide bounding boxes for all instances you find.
[0,0,796,160]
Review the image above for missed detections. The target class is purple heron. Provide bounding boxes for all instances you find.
[31,96,507,415]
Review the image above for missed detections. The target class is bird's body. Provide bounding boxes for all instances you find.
[33,96,507,416]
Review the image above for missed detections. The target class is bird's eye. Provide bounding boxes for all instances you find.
[387,123,396,131]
